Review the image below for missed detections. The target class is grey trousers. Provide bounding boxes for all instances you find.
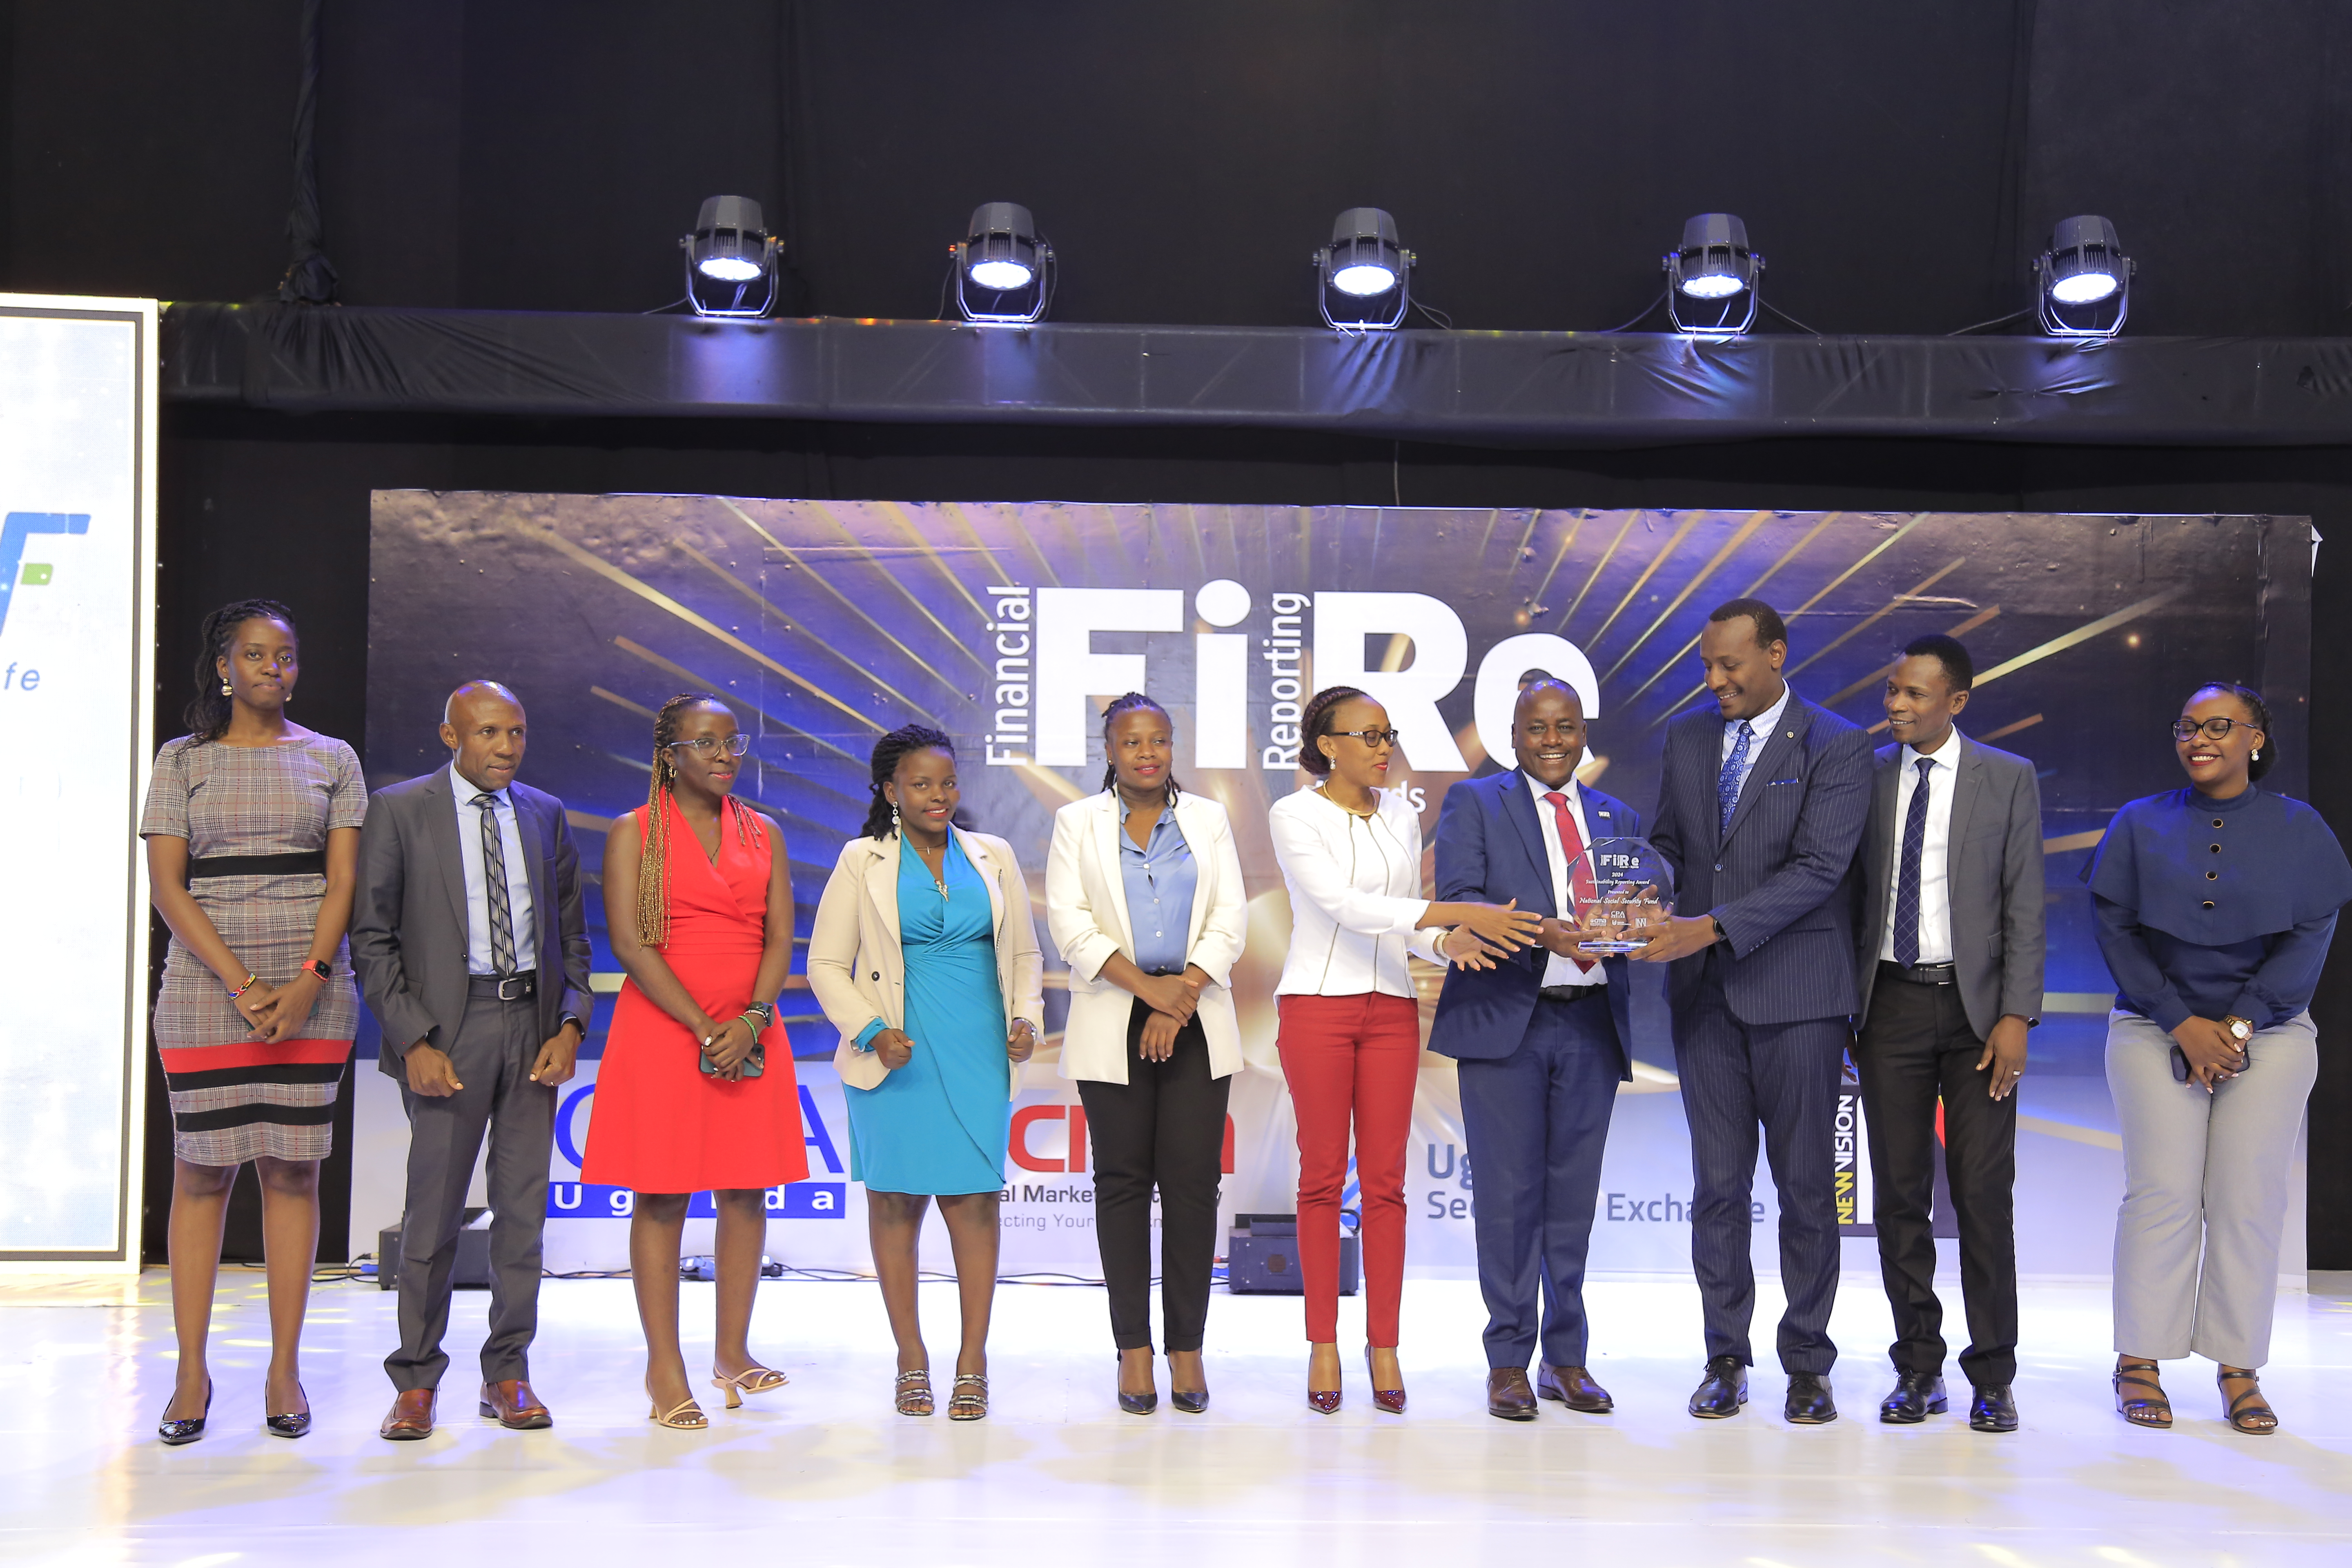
[384,990,555,1392]
[2106,1007,2316,1368]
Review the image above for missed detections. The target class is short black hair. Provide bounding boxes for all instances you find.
[1707,597,1788,649]
[1901,633,1975,692]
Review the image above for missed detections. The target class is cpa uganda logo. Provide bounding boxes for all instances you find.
[0,512,88,639]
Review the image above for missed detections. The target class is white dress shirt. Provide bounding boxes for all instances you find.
[1522,772,1607,989]
[1877,734,1959,965]
[1268,784,1447,998]
[448,762,538,975]
[1717,683,1794,811]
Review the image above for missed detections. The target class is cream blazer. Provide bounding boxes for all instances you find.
[806,826,1045,1095]
[1044,791,1248,1084]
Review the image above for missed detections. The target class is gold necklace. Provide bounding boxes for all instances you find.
[1316,783,1378,818]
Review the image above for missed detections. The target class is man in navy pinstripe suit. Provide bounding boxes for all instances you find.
[1638,598,1873,1424]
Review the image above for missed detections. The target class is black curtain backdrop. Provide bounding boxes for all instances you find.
[5,2,2348,1260]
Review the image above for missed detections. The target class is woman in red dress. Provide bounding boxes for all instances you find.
[582,693,808,1429]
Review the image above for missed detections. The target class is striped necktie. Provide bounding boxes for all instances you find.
[474,793,517,974]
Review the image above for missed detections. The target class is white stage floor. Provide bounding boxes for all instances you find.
[5,1269,2350,1566]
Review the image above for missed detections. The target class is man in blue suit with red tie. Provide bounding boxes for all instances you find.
[1639,598,1872,1425]
[1430,678,1641,1421]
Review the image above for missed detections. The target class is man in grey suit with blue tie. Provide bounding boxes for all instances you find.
[1640,598,1872,1424]
[351,681,595,1440]
[1430,679,1641,1421]
[1852,635,2042,1434]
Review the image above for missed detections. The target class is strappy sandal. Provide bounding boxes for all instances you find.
[894,1369,935,1417]
[2218,1367,2278,1435]
[647,1379,709,1430]
[710,1365,789,1410]
[948,1372,989,1421]
[2112,1359,2172,1429]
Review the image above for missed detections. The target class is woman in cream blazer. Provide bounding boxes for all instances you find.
[807,725,1043,1421]
[1044,694,1247,1414]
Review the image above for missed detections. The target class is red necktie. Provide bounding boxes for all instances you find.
[1544,790,1597,977]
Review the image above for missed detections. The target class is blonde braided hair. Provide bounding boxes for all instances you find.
[636,693,767,948]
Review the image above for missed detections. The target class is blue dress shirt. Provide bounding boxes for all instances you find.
[1717,683,1793,816]
[448,762,538,975]
[1118,798,1198,976]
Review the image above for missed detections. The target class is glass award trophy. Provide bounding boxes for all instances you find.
[1566,837,1677,954]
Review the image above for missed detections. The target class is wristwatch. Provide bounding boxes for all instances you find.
[2222,1015,2254,1046]
[1711,915,1728,943]
[558,1012,586,1039]
[743,1000,776,1032]
[296,957,331,983]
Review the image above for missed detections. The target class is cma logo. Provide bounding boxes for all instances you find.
[1011,1102,1236,1175]
[0,512,88,639]
[980,582,1599,773]
[546,1078,849,1218]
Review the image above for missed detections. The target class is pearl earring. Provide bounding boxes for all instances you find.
[891,804,902,834]
[2252,748,2261,761]
[220,680,232,696]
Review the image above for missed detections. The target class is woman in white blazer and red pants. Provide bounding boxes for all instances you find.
[1046,695,1249,1415]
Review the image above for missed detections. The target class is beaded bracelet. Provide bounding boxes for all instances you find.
[228,972,261,999]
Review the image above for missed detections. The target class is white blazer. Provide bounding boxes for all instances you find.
[806,826,1044,1095]
[1045,790,1248,1084]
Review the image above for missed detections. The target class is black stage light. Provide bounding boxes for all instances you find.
[681,196,781,318]
[955,202,1055,325]
[2035,215,2133,338]
[1314,207,1413,331]
[1664,213,1761,335]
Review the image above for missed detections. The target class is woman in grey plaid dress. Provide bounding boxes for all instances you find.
[142,600,366,1443]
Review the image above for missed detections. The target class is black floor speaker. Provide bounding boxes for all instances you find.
[1225,1213,1359,1295]
[376,1209,494,1290]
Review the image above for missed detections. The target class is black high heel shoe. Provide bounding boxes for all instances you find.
[158,1378,213,1446]
[265,1381,312,1439]
[1116,1355,1158,1415]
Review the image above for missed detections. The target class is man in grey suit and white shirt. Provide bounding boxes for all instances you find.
[1852,634,2044,1435]
[351,681,594,1440]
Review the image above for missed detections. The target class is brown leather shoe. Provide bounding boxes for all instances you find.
[478,1379,553,1430]
[1537,1363,1615,1413]
[380,1388,437,1441]
[1487,1367,1539,1422]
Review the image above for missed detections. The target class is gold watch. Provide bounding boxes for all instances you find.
[2221,1015,2254,1046]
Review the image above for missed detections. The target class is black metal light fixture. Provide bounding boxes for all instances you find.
[1663,213,1761,335]
[2035,215,2133,338]
[681,196,781,318]
[1314,207,1413,331]
[954,202,1055,324]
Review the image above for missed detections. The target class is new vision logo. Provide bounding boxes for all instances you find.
[0,512,89,638]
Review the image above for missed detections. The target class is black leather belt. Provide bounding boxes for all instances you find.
[1539,983,1606,1004]
[468,972,537,1002]
[1880,960,1956,987]
[187,851,325,879]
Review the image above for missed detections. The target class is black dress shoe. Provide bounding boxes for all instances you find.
[1169,1389,1208,1414]
[1878,1369,1948,1424]
[1688,1355,1748,1419]
[1969,1383,2019,1432]
[158,1378,213,1446]
[265,1382,312,1439]
[1785,1372,1838,1425]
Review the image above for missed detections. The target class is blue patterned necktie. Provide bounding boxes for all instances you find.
[1892,757,1933,968]
[1716,719,1753,835]
[474,793,517,974]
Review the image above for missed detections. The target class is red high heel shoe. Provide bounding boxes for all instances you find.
[1364,1346,1406,1414]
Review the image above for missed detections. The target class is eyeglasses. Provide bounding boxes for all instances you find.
[2170,717,2260,742]
[669,733,752,758]
[1332,728,1401,747]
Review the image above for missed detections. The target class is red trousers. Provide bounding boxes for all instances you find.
[1275,992,1421,1346]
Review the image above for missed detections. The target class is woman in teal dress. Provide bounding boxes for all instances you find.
[808,725,1044,1420]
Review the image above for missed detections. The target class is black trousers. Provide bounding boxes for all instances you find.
[1854,969,2019,1388]
[1074,997,1231,1352]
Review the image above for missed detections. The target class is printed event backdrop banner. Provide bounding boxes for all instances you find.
[362,497,2310,1280]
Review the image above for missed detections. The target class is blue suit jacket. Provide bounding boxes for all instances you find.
[1425,768,1637,1074]
[1649,690,1873,1027]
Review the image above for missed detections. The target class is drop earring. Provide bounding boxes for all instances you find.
[220,680,232,696]
[891,804,902,835]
